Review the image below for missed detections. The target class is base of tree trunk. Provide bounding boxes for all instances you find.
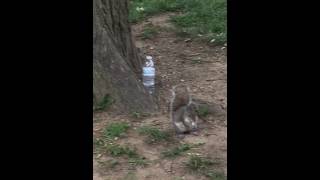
[93,0,158,114]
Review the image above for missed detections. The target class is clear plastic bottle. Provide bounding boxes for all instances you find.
[142,56,155,95]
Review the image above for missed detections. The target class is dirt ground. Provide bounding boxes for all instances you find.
[93,13,227,180]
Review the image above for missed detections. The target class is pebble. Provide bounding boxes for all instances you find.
[184,38,192,42]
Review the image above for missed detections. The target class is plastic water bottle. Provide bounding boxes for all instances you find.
[142,56,155,95]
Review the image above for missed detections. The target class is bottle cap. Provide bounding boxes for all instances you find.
[145,56,154,67]
[146,56,152,60]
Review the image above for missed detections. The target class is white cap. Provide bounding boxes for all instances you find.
[146,56,152,60]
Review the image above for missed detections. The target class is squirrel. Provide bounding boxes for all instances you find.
[169,84,199,137]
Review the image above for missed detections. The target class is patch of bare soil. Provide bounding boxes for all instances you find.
[94,13,227,180]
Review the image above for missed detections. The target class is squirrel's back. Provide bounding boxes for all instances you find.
[170,85,191,111]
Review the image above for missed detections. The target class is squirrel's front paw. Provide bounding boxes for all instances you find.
[191,131,199,136]
[177,134,186,139]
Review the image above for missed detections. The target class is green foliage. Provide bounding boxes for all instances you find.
[196,105,209,118]
[106,144,138,158]
[129,0,227,43]
[104,122,130,139]
[129,0,184,23]
[128,156,148,167]
[171,0,226,44]
[94,94,114,111]
[97,159,119,169]
[186,155,226,180]
[205,171,226,180]
[108,159,119,168]
[138,126,172,144]
[187,156,216,171]
[141,24,159,39]
[162,143,191,158]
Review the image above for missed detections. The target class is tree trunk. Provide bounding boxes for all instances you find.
[93,0,158,113]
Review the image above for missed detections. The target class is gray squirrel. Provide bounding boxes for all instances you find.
[169,85,199,137]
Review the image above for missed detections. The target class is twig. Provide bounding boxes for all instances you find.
[206,79,223,81]
[170,160,174,173]
[189,53,201,56]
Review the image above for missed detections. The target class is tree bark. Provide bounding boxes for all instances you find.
[93,0,158,113]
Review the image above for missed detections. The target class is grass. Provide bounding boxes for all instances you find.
[196,105,210,118]
[94,137,109,154]
[186,156,225,180]
[108,159,119,168]
[162,143,191,158]
[94,123,149,168]
[97,159,119,169]
[129,0,226,43]
[95,141,148,168]
[104,122,130,139]
[171,0,227,44]
[162,142,205,158]
[106,144,139,158]
[138,126,172,144]
[106,143,148,167]
[131,111,141,119]
[186,155,216,171]
[172,177,184,180]
[94,94,114,111]
[128,156,148,167]
[141,24,159,39]
[94,137,105,148]
[129,0,184,23]
[122,172,138,180]
[131,111,151,119]
[205,171,226,180]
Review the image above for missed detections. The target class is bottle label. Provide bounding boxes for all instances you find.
[143,67,155,76]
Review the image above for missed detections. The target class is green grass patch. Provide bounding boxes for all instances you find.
[106,144,139,158]
[129,0,184,23]
[94,94,114,111]
[138,126,172,144]
[187,155,217,171]
[141,24,159,39]
[171,0,226,44]
[97,159,119,169]
[128,156,148,167]
[106,144,148,167]
[162,142,205,158]
[196,105,210,118]
[162,143,191,158]
[129,0,227,43]
[161,144,191,158]
[104,122,130,139]
[186,155,225,180]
